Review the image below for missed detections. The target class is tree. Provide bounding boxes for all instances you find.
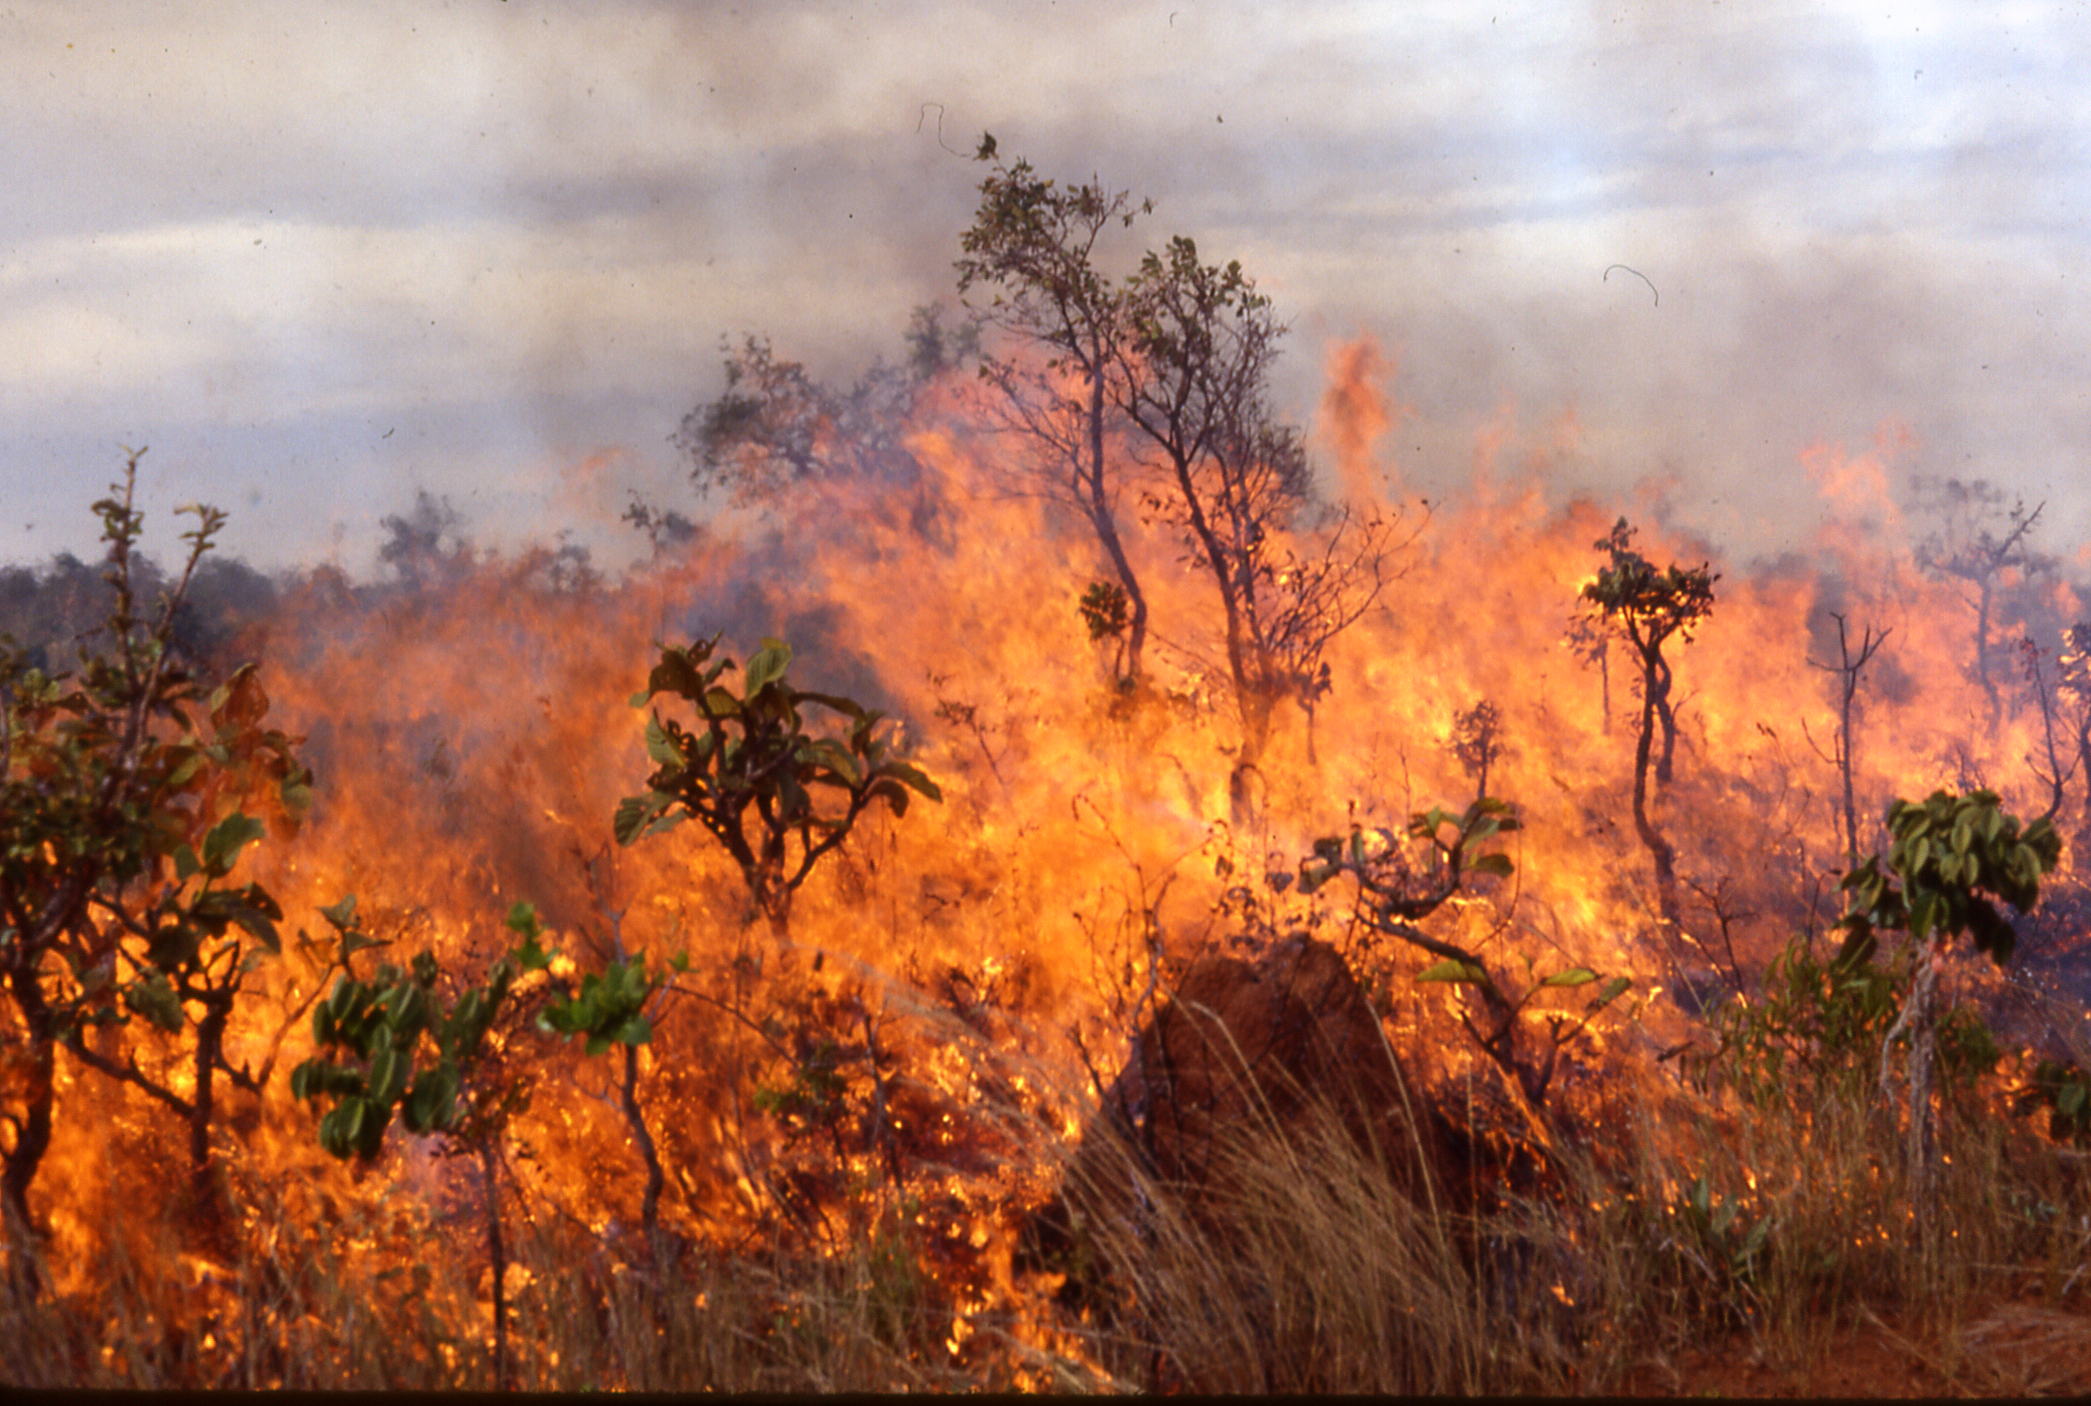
[1296,799,1629,1141]
[613,636,940,938]
[1916,480,2046,727]
[957,143,1154,687]
[0,456,309,1267]
[524,899,677,1250]
[2057,623,2091,850]
[1449,699,1506,800]
[1808,613,1891,871]
[1837,789,2060,1203]
[673,308,969,509]
[291,901,552,1389]
[1118,236,1402,818]
[377,490,474,592]
[1579,519,1716,929]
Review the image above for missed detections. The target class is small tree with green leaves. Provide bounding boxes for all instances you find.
[1297,798,1630,1139]
[613,636,941,939]
[294,898,680,1382]
[292,900,554,1388]
[0,456,311,1266]
[525,899,680,1250]
[1579,518,1717,930]
[1836,789,2060,1201]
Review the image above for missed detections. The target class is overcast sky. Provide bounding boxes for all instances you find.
[5,0,2089,574]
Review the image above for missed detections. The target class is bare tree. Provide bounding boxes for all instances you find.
[1808,612,1891,872]
[1916,480,2046,727]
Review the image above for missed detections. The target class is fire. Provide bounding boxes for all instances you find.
[6,323,2090,1390]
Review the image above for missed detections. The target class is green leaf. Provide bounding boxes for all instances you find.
[881,760,942,803]
[173,844,200,881]
[1541,967,1598,988]
[644,716,683,767]
[318,1102,354,1159]
[404,1062,459,1133]
[124,971,185,1032]
[164,748,206,791]
[339,1096,367,1148]
[610,1014,652,1046]
[504,901,543,938]
[743,638,793,693]
[319,894,358,931]
[280,779,315,816]
[1468,852,1514,879]
[369,1043,408,1108]
[613,791,674,846]
[1590,975,1633,1008]
[644,648,703,702]
[201,811,268,877]
[1415,958,1487,985]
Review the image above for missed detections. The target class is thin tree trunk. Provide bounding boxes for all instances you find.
[620,1041,664,1250]
[1631,675,1681,929]
[1082,373,1147,686]
[478,1143,509,1390]
[1879,939,1941,1215]
[1,970,55,1288]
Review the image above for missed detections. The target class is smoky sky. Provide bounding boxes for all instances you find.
[3,0,2089,574]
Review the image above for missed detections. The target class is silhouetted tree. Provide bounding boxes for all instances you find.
[1916,480,2046,727]
[958,143,1153,687]
[1117,236,1401,818]
[1580,518,1716,929]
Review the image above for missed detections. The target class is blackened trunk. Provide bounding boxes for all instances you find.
[1083,373,1147,686]
[188,996,231,1225]
[479,1143,508,1390]
[1632,673,1681,929]
[1,1047,51,1260]
[1,968,55,1275]
[620,1041,664,1248]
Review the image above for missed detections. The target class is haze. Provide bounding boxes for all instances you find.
[4,0,2086,574]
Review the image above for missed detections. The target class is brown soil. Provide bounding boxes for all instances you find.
[1620,1300,2091,1397]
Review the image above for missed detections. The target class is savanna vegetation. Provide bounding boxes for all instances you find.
[4,145,2091,1395]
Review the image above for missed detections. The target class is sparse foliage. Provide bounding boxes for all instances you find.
[959,144,1153,686]
[1298,799,1629,1129]
[674,313,966,508]
[614,636,940,936]
[1119,235,1404,811]
[1579,518,1716,929]
[0,455,310,1255]
[1837,789,2059,1199]
[1915,480,2048,726]
[1808,612,1890,871]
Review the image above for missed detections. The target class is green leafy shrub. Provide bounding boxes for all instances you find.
[615,635,939,935]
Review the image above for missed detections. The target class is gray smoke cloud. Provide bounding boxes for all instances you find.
[3,0,2086,572]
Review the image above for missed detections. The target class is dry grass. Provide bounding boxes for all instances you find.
[5,1035,2091,1393]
